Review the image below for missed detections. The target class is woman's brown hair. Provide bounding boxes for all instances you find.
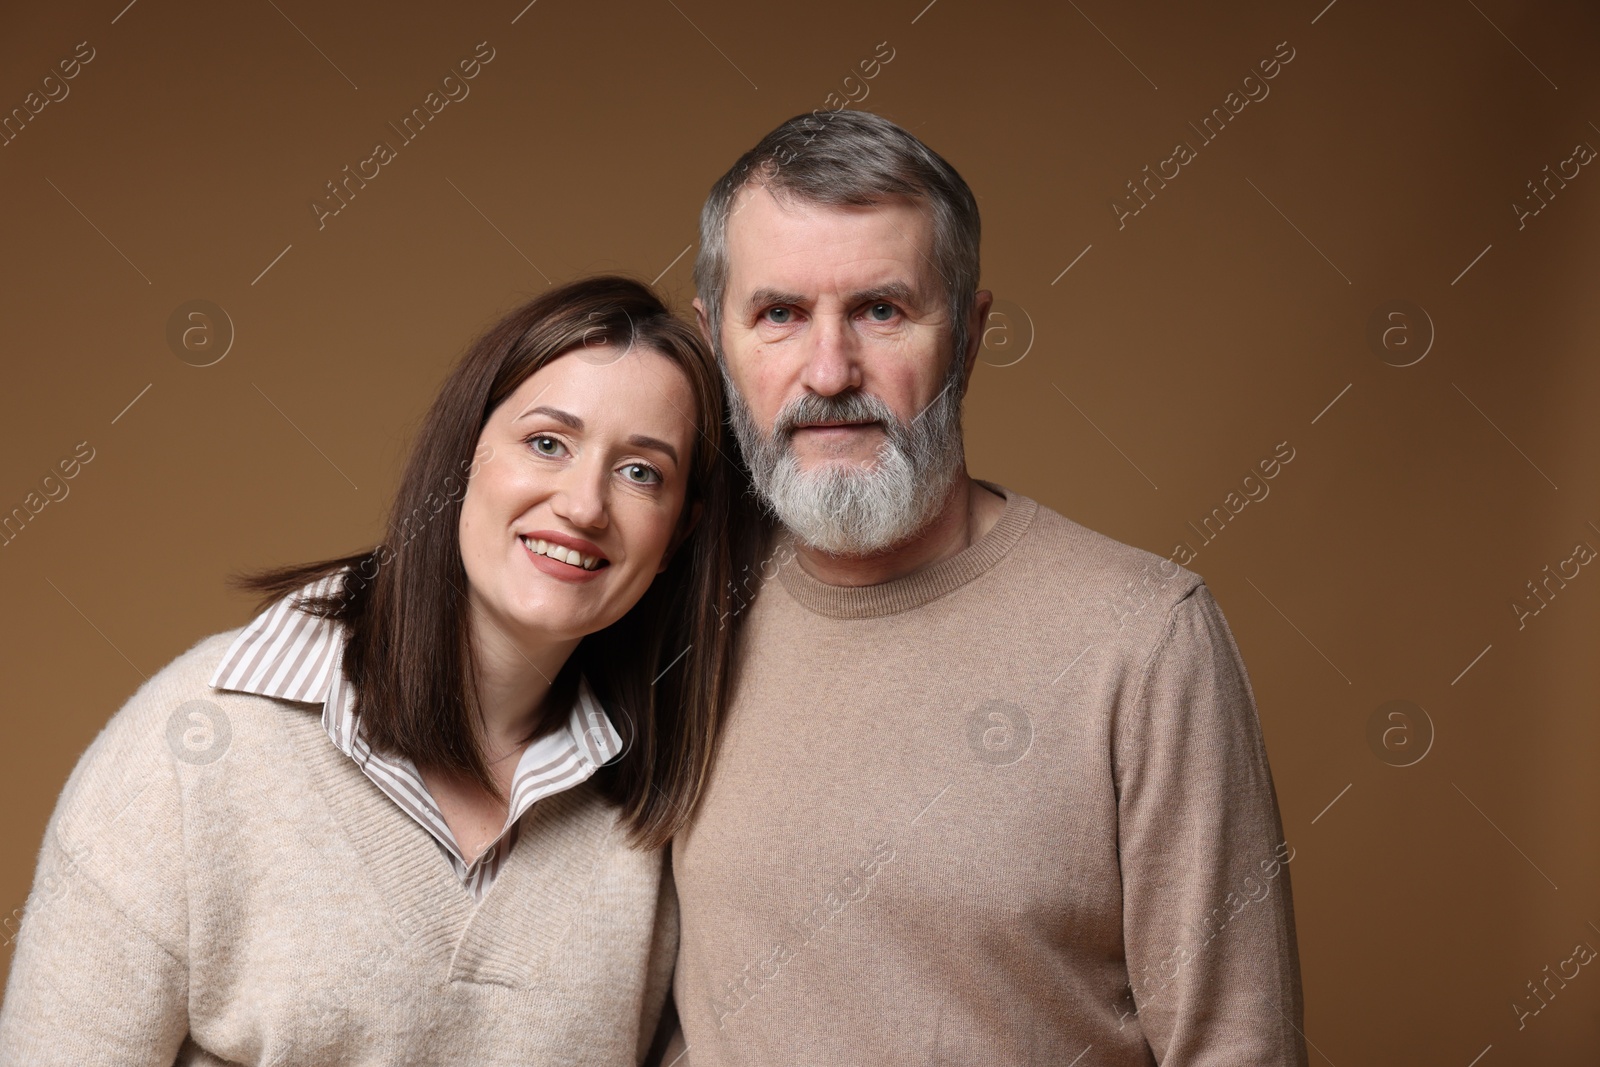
[236,275,756,848]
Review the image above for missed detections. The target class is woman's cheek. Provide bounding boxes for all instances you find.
[625,504,679,577]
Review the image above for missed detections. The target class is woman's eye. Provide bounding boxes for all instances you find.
[528,435,565,457]
[621,463,662,486]
[763,307,794,325]
[866,302,896,322]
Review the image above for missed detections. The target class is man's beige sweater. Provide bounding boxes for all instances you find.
[0,631,675,1066]
[670,483,1307,1065]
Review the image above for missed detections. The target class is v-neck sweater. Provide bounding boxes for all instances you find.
[205,570,626,902]
[0,630,675,1066]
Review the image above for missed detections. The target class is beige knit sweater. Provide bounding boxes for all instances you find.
[0,630,675,1066]
[670,483,1306,1065]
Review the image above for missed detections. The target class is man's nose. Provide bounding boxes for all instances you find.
[797,312,863,397]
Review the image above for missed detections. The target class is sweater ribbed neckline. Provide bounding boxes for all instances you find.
[282,704,614,984]
[774,480,1036,620]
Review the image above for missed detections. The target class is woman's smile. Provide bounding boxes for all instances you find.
[520,530,609,580]
[457,341,698,642]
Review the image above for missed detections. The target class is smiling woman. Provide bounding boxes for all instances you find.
[238,276,745,851]
[0,276,757,1065]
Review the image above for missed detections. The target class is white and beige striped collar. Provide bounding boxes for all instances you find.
[207,572,622,901]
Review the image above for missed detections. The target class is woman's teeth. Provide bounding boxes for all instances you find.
[521,536,602,571]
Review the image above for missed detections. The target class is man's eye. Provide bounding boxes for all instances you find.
[528,435,564,457]
[866,302,896,321]
[621,463,662,485]
[763,307,794,324]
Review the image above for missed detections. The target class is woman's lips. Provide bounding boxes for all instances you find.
[521,536,606,583]
[520,534,605,571]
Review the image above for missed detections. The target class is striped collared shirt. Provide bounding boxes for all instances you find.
[207,572,622,901]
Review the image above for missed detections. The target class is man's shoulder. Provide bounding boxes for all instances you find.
[1001,487,1204,617]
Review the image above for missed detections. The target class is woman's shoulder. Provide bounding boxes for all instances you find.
[78,628,245,752]
[50,627,276,832]
[25,628,262,959]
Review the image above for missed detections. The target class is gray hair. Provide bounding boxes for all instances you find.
[694,109,982,370]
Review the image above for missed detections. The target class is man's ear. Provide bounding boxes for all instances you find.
[961,289,996,392]
[692,297,713,349]
[659,500,704,574]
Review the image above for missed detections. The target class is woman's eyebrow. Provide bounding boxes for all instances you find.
[515,406,679,465]
[516,404,581,428]
[629,435,679,465]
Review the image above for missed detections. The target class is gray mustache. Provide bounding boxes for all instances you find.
[774,392,899,438]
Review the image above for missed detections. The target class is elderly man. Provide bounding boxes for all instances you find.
[667,109,1306,1066]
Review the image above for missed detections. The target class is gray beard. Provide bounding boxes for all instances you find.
[724,360,968,556]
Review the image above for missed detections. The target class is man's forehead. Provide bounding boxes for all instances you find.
[727,182,931,238]
[725,184,936,295]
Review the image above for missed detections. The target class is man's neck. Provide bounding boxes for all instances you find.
[791,474,1007,588]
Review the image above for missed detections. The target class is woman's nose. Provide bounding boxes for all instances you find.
[549,461,609,530]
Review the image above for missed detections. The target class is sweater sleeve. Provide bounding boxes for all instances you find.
[0,681,193,1066]
[1112,583,1308,1066]
[637,858,682,1066]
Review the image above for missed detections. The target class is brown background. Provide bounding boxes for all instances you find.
[2,0,1596,1062]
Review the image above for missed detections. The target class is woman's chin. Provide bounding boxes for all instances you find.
[498,594,625,645]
